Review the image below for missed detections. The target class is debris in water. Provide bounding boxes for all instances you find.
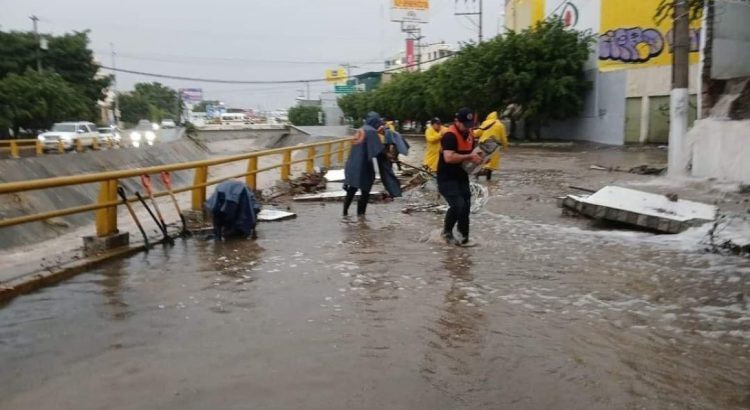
[560,186,717,234]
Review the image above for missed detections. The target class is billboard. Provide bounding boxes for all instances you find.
[598,0,701,71]
[391,0,429,23]
[179,88,203,103]
[325,68,348,84]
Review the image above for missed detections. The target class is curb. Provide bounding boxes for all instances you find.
[0,235,172,306]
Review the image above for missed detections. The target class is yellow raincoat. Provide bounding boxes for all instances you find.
[423,125,445,172]
[473,111,509,170]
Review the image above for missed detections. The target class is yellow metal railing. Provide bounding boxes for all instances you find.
[0,138,120,157]
[0,138,351,238]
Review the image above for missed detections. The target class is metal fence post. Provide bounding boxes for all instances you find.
[306,146,316,173]
[95,179,118,237]
[281,150,292,181]
[192,166,208,210]
[337,141,345,165]
[323,143,332,169]
[10,141,19,159]
[246,156,258,189]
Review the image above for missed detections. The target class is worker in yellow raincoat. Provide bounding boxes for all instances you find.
[423,117,445,172]
[472,111,509,181]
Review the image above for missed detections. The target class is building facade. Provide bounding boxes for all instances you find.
[507,0,702,145]
[384,42,456,73]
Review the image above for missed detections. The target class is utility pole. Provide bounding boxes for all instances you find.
[111,43,120,126]
[668,0,691,177]
[30,15,41,71]
[454,0,483,42]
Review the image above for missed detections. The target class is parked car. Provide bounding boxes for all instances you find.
[160,119,176,128]
[97,126,121,146]
[38,122,99,151]
[129,120,158,147]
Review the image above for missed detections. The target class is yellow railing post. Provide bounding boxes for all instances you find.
[75,139,83,152]
[281,150,292,181]
[323,143,332,169]
[246,156,258,190]
[10,141,19,159]
[306,146,316,173]
[107,138,113,149]
[95,179,118,237]
[337,141,345,165]
[92,138,99,150]
[35,141,43,156]
[58,140,65,153]
[192,165,208,210]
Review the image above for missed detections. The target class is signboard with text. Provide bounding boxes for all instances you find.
[179,88,203,103]
[391,0,429,23]
[325,68,348,84]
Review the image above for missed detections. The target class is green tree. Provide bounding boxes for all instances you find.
[192,100,220,113]
[338,19,594,138]
[118,82,181,125]
[0,30,111,121]
[288,105,322,126]
[0,69,90,136]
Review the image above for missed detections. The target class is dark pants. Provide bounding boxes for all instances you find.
[440,185,471,239]
[343,185,371,216]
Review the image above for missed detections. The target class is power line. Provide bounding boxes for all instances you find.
[94,50,384,66]
[99,52,455,85]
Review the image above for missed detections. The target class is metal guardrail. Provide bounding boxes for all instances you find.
[0,137,351,238]
[0,138,119,157]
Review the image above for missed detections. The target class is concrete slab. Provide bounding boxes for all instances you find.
[324,169,346,182]
[257,209,296,222]
[293,190,382,202]
[562,186,718,233]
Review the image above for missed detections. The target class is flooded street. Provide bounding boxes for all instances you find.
[1,144,749,409]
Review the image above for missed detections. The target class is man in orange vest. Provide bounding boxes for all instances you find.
[438,107,482,246]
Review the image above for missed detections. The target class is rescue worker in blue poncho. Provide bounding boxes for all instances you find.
[343,112,402,216]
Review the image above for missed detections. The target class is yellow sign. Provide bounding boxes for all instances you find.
[599,0,701,71]
[325,68,347,85]
[393,0,429,10]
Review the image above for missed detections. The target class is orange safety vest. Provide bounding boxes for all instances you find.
[443,124,474,153]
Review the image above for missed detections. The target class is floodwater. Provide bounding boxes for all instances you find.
[1,144,749,409]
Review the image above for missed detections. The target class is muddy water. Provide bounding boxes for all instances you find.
[1,145,749,409]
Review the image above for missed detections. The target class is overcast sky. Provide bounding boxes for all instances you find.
[0,0,506,110]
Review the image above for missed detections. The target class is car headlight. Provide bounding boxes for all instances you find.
[130,131,142,141]
[151,124,160,131]
[145,131,156,141]
[114,133,121,140]
[37,135,45,142]
[61,135,72,141]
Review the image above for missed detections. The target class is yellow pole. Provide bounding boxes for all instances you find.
[95,179,118,236]
[10,141,19,159]
[337,141,345,165]
[192,166,208,210]
[323,143,332,169]
[75,138,83,152]
[58,140,65,154]
[245,156,258,190]
[306,146,316,173]
[92,138,99,150]
[281,150,292,181]
[35,141,43,156]
[107,138,113,149]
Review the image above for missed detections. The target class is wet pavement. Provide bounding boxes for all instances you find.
[1,144,749,409]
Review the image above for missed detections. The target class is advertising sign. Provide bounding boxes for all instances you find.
[391,0,429,23]
[325,68,348,84]
[405,39,416,71]
[179,88,203,103]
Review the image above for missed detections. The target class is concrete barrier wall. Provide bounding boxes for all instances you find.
[0,139,208,248]
[689,119,750,184]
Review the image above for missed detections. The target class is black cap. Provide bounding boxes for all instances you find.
[455,107,475,127]
[431,117,441,124]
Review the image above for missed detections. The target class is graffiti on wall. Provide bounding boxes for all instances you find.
[599,0,701,71]
[598,27,664,63]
